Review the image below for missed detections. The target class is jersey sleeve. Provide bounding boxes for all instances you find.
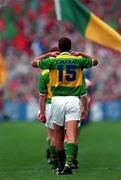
[38,73,48,94]
[37,57,55,69]
[78,57,92,68]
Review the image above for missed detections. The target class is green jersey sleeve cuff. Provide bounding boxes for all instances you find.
[37,61,40,67]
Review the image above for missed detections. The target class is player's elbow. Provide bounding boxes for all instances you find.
[31,59,38,67]
[92,58,98,66]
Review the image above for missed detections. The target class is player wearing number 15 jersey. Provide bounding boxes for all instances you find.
[31,37,98,175]
[36,52,92,97]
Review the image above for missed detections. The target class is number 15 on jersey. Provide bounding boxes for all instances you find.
[58,65,76,82]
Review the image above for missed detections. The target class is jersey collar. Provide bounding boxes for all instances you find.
[60,52,71,55]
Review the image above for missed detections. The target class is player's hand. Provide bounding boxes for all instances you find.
[37,111,46,124]
[81,110,88,121]
[39,114,46,124]
[71,51,81,56]
[49,51,60,57]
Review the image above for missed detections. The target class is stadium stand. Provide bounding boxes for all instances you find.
[0,0,121,120]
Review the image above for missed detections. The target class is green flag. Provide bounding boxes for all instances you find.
[54,0,121,53]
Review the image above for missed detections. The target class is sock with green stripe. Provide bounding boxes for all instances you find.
[73,144,78,161]
[65,143,77,167]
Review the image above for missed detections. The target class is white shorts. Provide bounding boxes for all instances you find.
[45,104,54,129]
[51,96,81,126]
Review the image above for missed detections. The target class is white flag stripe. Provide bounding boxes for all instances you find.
[54,0,62,20]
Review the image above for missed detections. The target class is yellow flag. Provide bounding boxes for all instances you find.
[0,54,7,86]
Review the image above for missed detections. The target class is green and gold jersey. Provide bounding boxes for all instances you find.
[38,70,52,104]
[37,52,92,96]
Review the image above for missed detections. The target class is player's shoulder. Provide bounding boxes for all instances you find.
[49,57,56,60]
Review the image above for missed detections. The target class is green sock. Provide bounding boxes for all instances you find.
[50,145,58,169]
[47,137,50,146]
[65,143,77,167]
[64,142,68,152]
[56,149,65,169]
[73,144,78,161]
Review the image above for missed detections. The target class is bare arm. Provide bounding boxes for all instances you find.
[71,51,98,66]
[71,51,95,59]
[81,94,88,112]
[80,94,88,120]
[38,94,47,123]
[80,53,98,66]
[31,53,51,67]
[39,94,47,114]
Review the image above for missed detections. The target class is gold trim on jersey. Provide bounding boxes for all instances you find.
[41,69,49,75]
[57,54,82,59]
[47,82,52,99]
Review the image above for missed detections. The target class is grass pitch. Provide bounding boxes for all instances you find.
[0,121,121,180]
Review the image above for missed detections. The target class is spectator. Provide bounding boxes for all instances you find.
[0,0,120,106]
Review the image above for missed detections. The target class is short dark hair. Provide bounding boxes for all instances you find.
[58,37,71,52]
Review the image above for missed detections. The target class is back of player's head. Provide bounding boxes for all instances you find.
[49,46,59,52]
[58,37,71,52]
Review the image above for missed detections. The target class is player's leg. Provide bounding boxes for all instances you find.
[51,97,66,174]
[71,121,81,169]
[64,125,79,169]
[64,121,78,168]
[61,96,80,174]
[46,132,51,164]
[53,124,65,171]
[45,103,57,169]
[47,128,58,170]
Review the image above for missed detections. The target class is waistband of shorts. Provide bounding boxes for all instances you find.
[52,96,79,98]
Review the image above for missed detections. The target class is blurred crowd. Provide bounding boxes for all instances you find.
[0,0,121,107]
